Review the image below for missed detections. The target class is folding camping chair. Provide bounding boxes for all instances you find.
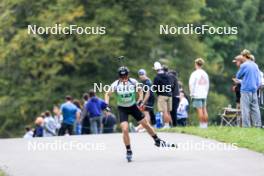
[220,107,241,127]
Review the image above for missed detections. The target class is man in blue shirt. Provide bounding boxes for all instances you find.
[236,50,262,127]
[58,96,79,135]
[84,90,107,134]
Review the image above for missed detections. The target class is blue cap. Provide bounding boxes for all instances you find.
[138,69,146,76]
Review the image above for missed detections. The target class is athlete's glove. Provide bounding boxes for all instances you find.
[137,100,145,111]
[137,100,144,107]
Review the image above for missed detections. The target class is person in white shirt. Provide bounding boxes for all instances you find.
[177,91,189,126]
[43,111,57,137]
[189,58,210,128]
[23,126,34,139]
[53,105,63,132]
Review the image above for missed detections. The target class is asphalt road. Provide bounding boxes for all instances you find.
[0,133,263,176]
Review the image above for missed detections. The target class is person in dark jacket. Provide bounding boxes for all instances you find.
[137,69,156,129]
[167,70,180,127]
[153,62,173,128]
[84,90,107,134]
[33,116,44,137]
[81,93,91,134]
[102,110,116,133]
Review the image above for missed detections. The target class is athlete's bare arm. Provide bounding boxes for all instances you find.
[105,90,113,105]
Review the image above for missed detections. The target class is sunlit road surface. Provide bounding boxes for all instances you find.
[0,133,263,176]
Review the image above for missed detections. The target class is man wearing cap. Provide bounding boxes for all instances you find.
[166,68,180,127]
[236,49,262,127]
[135,69,156,132]
[153,62,173,128]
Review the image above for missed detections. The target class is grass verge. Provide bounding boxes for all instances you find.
[160,126,264,153]
[0,170,6,176]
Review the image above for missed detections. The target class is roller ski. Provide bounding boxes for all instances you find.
[126,150,133,162]
[155,138,178,148]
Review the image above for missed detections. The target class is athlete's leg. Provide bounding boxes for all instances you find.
[142,118,176,147]
[120,121,133,162]
[139,118,156,136]
[118,106,133,161]
[144,111,151,122]
[120,121,130,146]
[130,104,175,148]
[132,105,164,146]
[135,111,150,132]
[139,118,165,146]
[118,106,130,146]
[149,109,156,125]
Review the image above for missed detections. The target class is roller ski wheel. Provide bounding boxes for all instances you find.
[155,139,178,148]
[126,150,133,162]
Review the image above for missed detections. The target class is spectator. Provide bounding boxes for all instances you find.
[135,69,156,132]
[83,93,89,104]
[168,70,180,127]
[232,55,245,110]
[53,105,63,134]
[43,111,57,137]
[153,61,173,128]
[33,117,44,137]
[250,54,264,122]
[73,99,82,135]
[23,126,33,139]
[163,66,180,127]
[102,109,117,133]
[84,90,107,134]
[81,93,91,134]
[189,58,210,128]
[178,81,184,92]
[177,91,189,126]
[58,96,80,136]
[236,49,262,127]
